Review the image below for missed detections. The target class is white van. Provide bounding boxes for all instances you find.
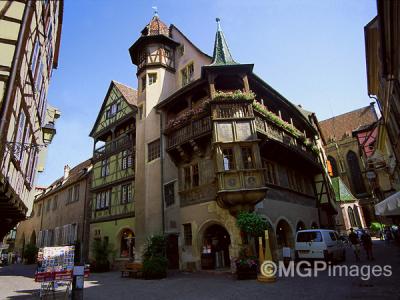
[295,229,345,262]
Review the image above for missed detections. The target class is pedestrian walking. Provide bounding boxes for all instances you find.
[349,228,360,261]
[361,230,374,260]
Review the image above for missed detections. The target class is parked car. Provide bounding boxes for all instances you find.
[295,229,346,262]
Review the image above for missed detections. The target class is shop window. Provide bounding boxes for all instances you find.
[222,148,235,171]
[183,223,192,246]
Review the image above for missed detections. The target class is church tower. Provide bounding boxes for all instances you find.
[129,12,180,257]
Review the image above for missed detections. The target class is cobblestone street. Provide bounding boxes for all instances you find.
[1,240,399,300]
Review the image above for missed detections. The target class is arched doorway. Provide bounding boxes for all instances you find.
[348,207,357,228]
[30,231,36,246]
[119,229,135,260]
[276,219,294,249]
[201,224,231,269]
[311,222,318,229]
[296,221,306,231]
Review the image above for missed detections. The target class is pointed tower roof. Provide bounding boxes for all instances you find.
[210,18,237,66]
[141,14,169,37]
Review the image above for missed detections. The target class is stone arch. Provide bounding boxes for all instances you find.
[198,220,231,269]
[275,218,295,249]
[296,220,306,231]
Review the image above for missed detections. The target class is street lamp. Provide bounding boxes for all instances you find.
[4,122,57,156]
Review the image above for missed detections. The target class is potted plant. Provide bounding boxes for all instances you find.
[234,247,258,280]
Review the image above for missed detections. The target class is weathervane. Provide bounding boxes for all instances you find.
[152,6,158,17]
[216,17,221,31]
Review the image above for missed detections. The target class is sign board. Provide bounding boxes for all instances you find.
[73,266,84,276]
[37,246,75,273]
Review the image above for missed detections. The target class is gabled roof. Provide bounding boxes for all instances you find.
[35,159,92,202]
[89,81,137,137]
[112,80,137,107]
[209,18,237,66]
[331,177,357,202]
[319,105,377,142]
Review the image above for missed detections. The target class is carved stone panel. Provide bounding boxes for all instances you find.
[217,123,233,142]
[236,121,252,141]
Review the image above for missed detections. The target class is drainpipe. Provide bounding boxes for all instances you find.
[158,110,165,234]
[0,1,32,157]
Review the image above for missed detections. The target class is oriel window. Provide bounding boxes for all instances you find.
[222,148,235,171]
[241,147,254,169]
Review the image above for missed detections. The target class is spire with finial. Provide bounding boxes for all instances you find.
[152,6,158,18]
[210,18,237,66]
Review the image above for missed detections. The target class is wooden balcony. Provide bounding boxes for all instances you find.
[254,114,318,165]
[93,134,133,161]
[179,184,217,207]
[166,116,212,150]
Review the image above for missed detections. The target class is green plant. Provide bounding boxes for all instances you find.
[236,211,271,237]
[214,90,255,101]
[24,243,38,264]
[370,222,385,233]
[143,235,167,279]
[91,239,114,272]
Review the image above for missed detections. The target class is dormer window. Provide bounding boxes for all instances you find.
[181,63,194,86]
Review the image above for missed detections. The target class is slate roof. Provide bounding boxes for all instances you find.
[112,80,137,107]
[319,105,377,142]
[209,18,237,66]
[331,177,357,202]
[35,159,92,202]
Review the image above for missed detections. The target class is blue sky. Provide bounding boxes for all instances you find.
[37,0,377,186]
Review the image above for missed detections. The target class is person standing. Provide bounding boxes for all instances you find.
[349,228,360,262]
[361,231,374,260]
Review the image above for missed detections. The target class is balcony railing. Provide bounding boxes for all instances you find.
[179,184,217,207]
[212,102,254,120]
[166,116,212,149]
[255,115,317,163]
[93,134,133,160]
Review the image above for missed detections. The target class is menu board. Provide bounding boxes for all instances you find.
[37,246,75,273]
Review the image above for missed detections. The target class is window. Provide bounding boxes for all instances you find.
[67,187,73,204]
[141,76,146,91]
[121,184,132,204]
[106,103,119,119]
[53,195,58,210]
[138,105,144,120]
[101,158,110,177]
[327,156,339,177]
[31,39,40,75]
[14,111,26,160]
[222,148,235,171]
[181,63,194,86]
[241,147,254,169]
[148,73,157,85]
[346,151,366,195]
[96,190,111,210]
[177,45,184,56]
[121,150,133,170]
[73,184,80,202]
[287,169,296,190]
[183,223,192,246]
[192,164,199,187]
[329,232,337,241]
[263,160,277,185]
[296,231,322,242]
[164,182,175,207]
[35,61,43,92]
[184,166,191,190]
[148,139,160,162]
